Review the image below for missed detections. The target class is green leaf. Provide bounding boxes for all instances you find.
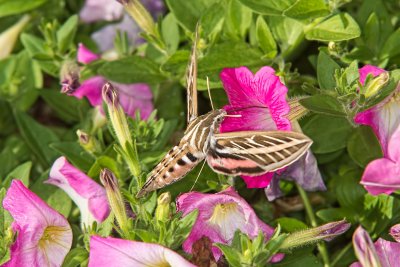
[47,188,72,217]
[317,51,340,90]
[272,251,322,266]
[347,126,383,168]
[0,0,47,17]
[276,217,308,232]
[305,13,361,41]
[98,56,166,84]
[300,95,345,117]
[334,169,365,210]
[13,110,59,167]
[161,14,180,55]
[56,15,78,54]
[380,28,400,60]
[302,114,352,154]
[87,155,120,179]
[255,16,277,57]
[364,194,394,219]
[2,161,32,188]
[200,2,225,40]
[40,89,89,123]
[283,0,329,20]
[62,248,89,267]
[237,0,292,16]
[225,0,253,39]
[214,243,242,267]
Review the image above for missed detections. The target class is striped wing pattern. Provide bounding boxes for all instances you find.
[207,131,312,176]
[186,25,199,124]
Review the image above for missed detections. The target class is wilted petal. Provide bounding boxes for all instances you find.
[77,43,100,64]
[352,226,381,267]
[177,187,274,260]
[47,157,110,227]
[2,180,72,267]
[389,224,400,242]
[79,0,124,23]
[89,236,195,267]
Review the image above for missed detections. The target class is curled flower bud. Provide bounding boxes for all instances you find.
[280,219,350,250]
[390,224,400,242]
[77,129,101,154]
[60,60,81,94]
[352,226,382,267]
[100,169,131,236]
[364,72,389,98]
[0,15,30,59]
[155,192,171,222]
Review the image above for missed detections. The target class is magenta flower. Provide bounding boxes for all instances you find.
[70,43,154,120]
[176,187,275,260]
[219,66,324,193]
[88,236,195,267]
[46,156,110,228]
[2,180,72,267]
[354,65,399,157]
[360,123,400,195]
[351,226,400,267]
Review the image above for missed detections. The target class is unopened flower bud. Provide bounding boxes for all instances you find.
[280,219,350,250]
[100,169,130,236]
[117,0,157,37]
[77,129,101,154]
[155,192,171,222]
[60,60,80,94]
[0,15,30,59]
[102,82,133,148]
[390,224,400,242]
[364,72,389,98]
[352,226,381,267]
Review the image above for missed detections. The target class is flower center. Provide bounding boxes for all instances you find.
[208,202,246,240]
[38,226,71,262]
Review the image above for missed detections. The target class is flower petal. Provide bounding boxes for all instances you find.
[177,187,274,260]
[374,238,400,267]
[389,224,400,242]
[358,65,385,85]
[77,43,100,64]
[72,76,105,107]
[2,180,72,267]
[241,173,274,188]
[88,236,195,267]
[47,157,110,226]
[79,0,124,23]
[360,157,400,195]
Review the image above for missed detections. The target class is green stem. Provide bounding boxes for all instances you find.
[331,243,352,267]
[296,183,330,267]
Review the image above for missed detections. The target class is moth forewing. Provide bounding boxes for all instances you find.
[206,131,312,176]
[186,25,199,124]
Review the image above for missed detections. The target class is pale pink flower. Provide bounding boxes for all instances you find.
[219,66,324,193]
[46,156,110,228]
[2,180,72,267]
[351,226,400,267]
[176,187,275,260]
[360,123,400,195]
[69,43,154,120]
[354,65,399,157]
[88,236,195,267]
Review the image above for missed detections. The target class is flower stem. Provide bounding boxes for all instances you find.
[331,243,352,267]
[296,183,330,267]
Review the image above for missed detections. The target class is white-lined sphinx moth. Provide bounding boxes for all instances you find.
[136,27,312,197]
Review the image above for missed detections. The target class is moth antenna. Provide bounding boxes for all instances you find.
[190,160,207,192]
[206,76,215,110]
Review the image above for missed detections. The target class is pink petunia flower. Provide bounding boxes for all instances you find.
[354,65,400,157]
[219,66,324,193]
[2,180,72,267]
[70,43,154,120]
[360,123,400,195]
[176,187,275,260]
[351,226,400,267]
[88,236,195,267]
[46,156,110,228]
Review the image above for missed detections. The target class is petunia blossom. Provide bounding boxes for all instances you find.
[360,123,400,195]
[219,66,324,193]
[176,187,275,260]
[46,156,110,228]
[2,180,72,267]
[354,65,400,157]
[88,236,195,267]
[69,43,154,120]
[351,226,400,267]
[389,224,400,242]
